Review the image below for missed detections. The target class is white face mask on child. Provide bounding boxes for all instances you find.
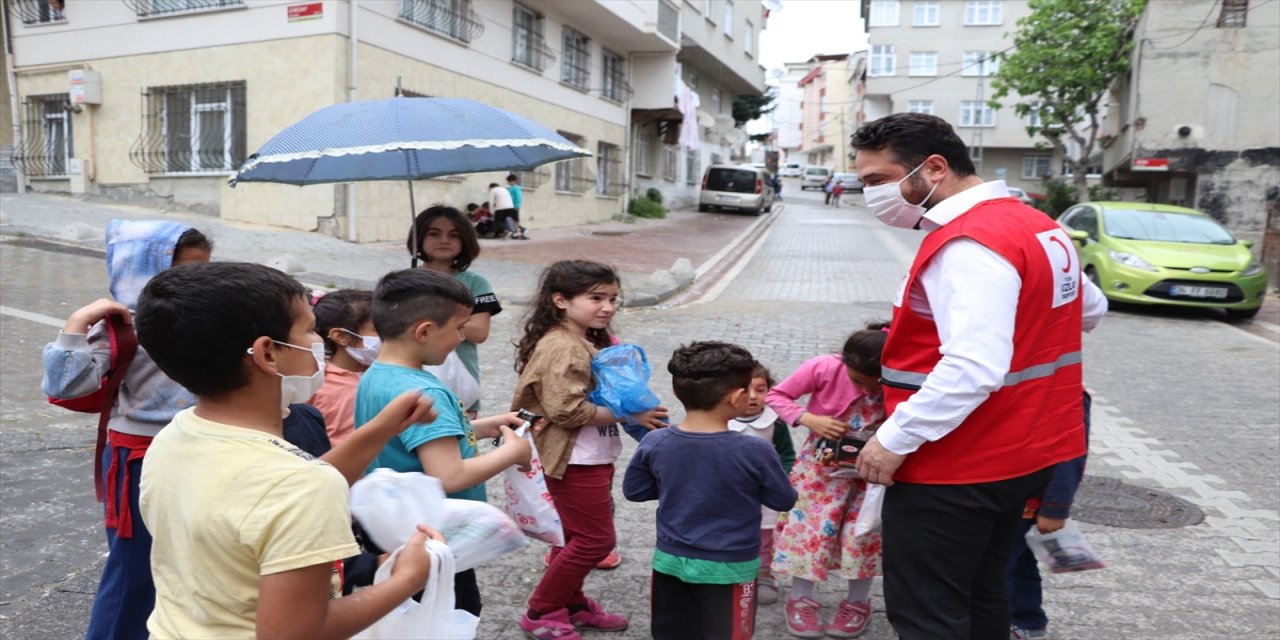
[342,330,382,367]
[273,340,326,409]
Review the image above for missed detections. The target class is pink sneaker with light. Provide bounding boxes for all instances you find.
[568,597,628,631]
[827,599,872,638]
[519,608,581,640]
[784,596,824,638]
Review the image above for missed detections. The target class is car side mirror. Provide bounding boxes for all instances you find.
[1067,229,1090,246]
[1241,240,1253,249]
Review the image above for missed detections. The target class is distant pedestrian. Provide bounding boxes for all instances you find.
[850,112,1107,639]
[624,341,797,640]
[823,177,834,206]
[832,181,845,208]
[1008,392,1092,640]
[767,322,889,639]
[41,220,212,640]
[507,173,529,238]
[772,174,783,201]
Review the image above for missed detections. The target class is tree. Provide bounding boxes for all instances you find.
[990,0,1146,202]
[732,87,777,128]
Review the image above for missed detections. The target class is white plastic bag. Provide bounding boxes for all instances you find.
[853,483,885,537]
[501,430,565,546]
[1023,519,1107,574]
[351,470,527,572]
[424,351,482,410]
[355,539,479,640]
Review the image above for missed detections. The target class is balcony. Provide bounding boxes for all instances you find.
[538,0,679,52]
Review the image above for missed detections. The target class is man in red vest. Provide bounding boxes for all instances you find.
[851,113,1107,639]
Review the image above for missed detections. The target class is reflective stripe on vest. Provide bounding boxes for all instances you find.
[881,350,1083,392]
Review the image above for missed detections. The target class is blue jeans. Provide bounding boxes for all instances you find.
[1007,518,1047,631]
[86,442,153,640]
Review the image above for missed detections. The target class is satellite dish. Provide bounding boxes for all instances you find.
[725,129,749,145]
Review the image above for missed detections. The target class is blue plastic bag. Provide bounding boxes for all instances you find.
[588,344,664,442]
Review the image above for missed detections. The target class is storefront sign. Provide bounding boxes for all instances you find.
[287,2,323,22]
[1132,158,1170,171]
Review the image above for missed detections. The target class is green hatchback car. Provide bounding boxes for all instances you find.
[1058,202,1268,319]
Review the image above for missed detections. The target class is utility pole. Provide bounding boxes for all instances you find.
[970,55,985,172]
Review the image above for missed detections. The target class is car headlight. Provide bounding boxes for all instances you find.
[1243,261,1263,276]
[1108,250,1158,272]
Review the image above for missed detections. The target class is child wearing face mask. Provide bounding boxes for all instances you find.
[310,289,378,446]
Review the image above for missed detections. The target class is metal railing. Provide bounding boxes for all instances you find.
[128,82,247,174]
[12,94,72,177]
[121,0,244,18]
[12,0,64,24]
[400,0,485,43]
[513,29,556,72]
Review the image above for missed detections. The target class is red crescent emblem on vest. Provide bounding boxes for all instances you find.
[1049,235,1072,273]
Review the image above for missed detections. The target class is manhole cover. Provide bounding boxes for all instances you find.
[591,230,632,237]
[1071,475,1205,529]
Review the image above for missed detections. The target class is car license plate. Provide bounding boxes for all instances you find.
[1170,285,1228,299]
[716,195,737,201]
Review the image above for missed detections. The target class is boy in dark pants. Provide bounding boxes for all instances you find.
[1007,391,1093,640]
[623,342,797,640]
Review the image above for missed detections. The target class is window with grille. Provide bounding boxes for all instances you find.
[745,21,753,55]
[657,1,679,41]
[909,52,937,76]
[561,27,591,89]
[399,0,484,43]
[723,0,733,37]
[596,142,623,196]
[602,50,629,102]
[1026,102,1044,128]
[1022,153,1052,179]
[130,82,246,174]
[122,0,244,18]
[512,4,554,71]
[685,148,699,185]
[1217,0,1248,27]
[869,45,896,76]
[634,126,655,177]
[960,101,995,127]
[913,1,939,26]
[512,168,549,190]
[869,0,899,26]
[555,131,589,192]
[13,94,72,177]
[964,0,1002,25]
[962,51,998,76]
[13,0,65,24]
[662,145,678,181]
[712,90,721,113]
[907,100,934,114]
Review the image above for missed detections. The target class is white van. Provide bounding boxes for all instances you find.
[801,166,832,190]
[779,162,803,177]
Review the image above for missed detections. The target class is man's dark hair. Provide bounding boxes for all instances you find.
[175,228,213,254]
[489,182,500,189]
[506,174,519,183]
[372,269,474,339]
[850,113,976,177]
[135,262,308,397]
[668,341,756,411]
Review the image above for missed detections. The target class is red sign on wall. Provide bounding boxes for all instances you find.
[287,2,323,22]
[1133,158,1170,171]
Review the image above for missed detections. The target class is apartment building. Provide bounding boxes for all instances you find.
[860,0,1059,194]
[4,0,693,241]
[773,61,809,163]
[631,0,766,210]
[1102,0,1279,241]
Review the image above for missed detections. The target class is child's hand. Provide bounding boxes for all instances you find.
[496,425,534,472]
[370,391,437,435]
[799,413,848,440]
[630,406,670,431]
[391,524,442,587]
[1035,515,1067,534]
[64,299,131,334]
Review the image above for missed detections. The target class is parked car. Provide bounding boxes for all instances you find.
[1007,186,1036,206]
[833,172,864,192]
[800,166,832,190]
[779,162,803,177]
[698,164,774,215]
[1059,202,1268,319]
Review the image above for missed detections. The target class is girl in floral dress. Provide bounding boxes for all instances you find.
[767,322,888,639]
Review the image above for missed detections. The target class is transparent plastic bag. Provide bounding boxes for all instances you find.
[500,429,565,546]
[424,351,481,410]
[588,344,664,441]
[1024,518,1107,573]
[853,483,885,537]
[355,539,479,640]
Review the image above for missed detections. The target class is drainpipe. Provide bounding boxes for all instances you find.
[346,0,359,242]
[3,6,26,192]
[623,52,635,217]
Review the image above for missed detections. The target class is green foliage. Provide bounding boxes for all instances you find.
[991,0,1146,201]
[1037,180,1124,217]
[629,196,667,219]
[732,87,777,128]
[644,188,664,204]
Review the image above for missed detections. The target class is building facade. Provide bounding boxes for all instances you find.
[1102,0,1280,242]
[860,0,1061,195]
[795,53,855,173]
[5,0,758,241]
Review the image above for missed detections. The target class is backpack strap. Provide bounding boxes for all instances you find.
[93,314,139,502]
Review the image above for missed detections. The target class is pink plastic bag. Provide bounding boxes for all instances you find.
[500,429,565,546]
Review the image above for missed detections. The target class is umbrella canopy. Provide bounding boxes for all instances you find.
[230,97,591,186]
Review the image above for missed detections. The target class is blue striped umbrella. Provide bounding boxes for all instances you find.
[230,97,591,264]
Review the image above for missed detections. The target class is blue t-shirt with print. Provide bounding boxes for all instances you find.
[355,361,485,502]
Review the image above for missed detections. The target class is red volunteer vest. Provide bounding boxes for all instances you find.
[883,198,1086,484]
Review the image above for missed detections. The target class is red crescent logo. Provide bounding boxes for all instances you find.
[1049,235,1072,273]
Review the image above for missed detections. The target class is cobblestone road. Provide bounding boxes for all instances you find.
[1,186,1277,639]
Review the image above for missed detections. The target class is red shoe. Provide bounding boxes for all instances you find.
[568,597,628,631]
[519,608,581,640]
[827,599,872,638]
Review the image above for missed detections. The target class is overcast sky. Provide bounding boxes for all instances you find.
[759,0,868,76]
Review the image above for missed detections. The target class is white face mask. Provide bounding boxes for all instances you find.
[273,340,326,409]
[341,329,382,367]
[863,161,940,229]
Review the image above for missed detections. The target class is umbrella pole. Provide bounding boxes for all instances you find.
[407,147,419,268]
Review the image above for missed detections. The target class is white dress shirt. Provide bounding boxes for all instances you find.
[490,185,515,211]
[877,181,1108,456]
